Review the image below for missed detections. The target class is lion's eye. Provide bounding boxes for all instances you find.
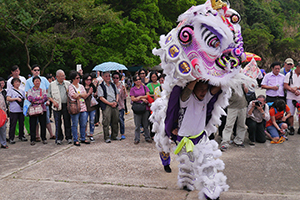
[208,36,220,48]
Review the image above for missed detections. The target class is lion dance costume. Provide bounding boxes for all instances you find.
[150,0,256,199]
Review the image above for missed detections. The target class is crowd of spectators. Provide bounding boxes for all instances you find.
[1,60,299,155]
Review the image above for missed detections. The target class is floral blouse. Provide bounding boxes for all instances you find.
[27,87,48,111]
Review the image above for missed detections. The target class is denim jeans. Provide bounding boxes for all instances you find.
[267,123,284,138]
[87,109,96,135]
[119,109,125,135]
[71,111,88,142]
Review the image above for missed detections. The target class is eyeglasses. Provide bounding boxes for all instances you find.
[33,69,40,72]
[140,73,145,74]
[113,77,119,79]
[86,79,92,81]
[135,79,141,81]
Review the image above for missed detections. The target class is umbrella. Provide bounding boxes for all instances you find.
[93,62,128,72]
[244,52,261,62]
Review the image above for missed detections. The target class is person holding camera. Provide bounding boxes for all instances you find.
[246,95,270,145]
[7,77,27,144]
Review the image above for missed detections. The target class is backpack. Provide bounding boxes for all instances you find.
[98,82,117,110]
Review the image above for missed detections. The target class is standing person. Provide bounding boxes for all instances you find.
[7,65,27,91]
[92,72,101,127]
[261,62,285,103]
[82,73,97,142]
[138,69,149,85]
[47,70,72,145]
[154,74,165,100]
[284,62,300,135]
[6,65,29,136]
[0,77,8,113]
[7,78,27,144]
[97,71,120,143]
[27,76,48,145]
[246,95,270,145]
[0,78,8,149]
[130,75,152,144]
[280,58,294,75]
[220,85,249,152]
[146,71,161,138]
[112,72,127,140]
[25,64,55,141]
[46,74,54,122]
[68,71,90,146]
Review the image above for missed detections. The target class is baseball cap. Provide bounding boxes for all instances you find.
[285,58,294,65]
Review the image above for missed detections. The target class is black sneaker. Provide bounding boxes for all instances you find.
[19,137,28,141]
[164,165,172,173]
[9,140,16,144]
[289,126,295,135]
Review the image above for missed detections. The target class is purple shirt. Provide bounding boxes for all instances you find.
[27,87,48,111]
[7,88,25,113]
[130,85,150,110]
[261,72,285,97]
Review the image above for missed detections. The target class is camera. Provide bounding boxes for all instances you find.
[255,100,262,107]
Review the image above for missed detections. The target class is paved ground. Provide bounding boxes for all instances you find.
[1,92,300,200]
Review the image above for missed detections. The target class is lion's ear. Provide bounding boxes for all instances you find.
[211,0,227,10]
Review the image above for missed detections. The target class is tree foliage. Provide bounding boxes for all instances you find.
[0,0,300,77]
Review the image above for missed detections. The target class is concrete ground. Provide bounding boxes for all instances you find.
[1,92,300,200]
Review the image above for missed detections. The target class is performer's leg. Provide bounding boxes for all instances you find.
[177,146,195,191]
[193,138,229,200]
[159,151,171,173]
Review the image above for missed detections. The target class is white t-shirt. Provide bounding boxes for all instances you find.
[7,76,27,91]
[284,71,300,101]
[177,91,213,137]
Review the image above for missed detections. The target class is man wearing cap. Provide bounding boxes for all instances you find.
[280,58,294,75]
[284,62,300,135]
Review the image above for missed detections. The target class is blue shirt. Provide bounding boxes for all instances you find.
[25,76,49,92]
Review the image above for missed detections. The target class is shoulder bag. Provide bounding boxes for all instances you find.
[28,89,44,116]
[67,85,81,115]
[132,86,147,114]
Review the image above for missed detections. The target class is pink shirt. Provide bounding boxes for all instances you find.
[68,84,87,112]
[261,72,285,97]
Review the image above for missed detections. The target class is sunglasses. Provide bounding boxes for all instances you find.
[86,79,92,81]
[75,77,80,79]
[33,69,40,72]
[140,73,145,74]
[113,77,119,79]
[135,79,141,81]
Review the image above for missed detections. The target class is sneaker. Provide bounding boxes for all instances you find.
[146,139,152,143]
[164,165,172,173]
[19,137,28,142]
[105,139,111,143]
[220,145,227,152]
[9,140,16,144]
[134,140,139,145]
[56,140,62,145]
[233,142,245,148]
[30,141,35,146]
[289,126,295,135]
[111,137,121,141]
[42,140,47,144]
[249,141,255,146]
[67,139,72,144]
[89,136,95,142]
[121,135,126,140]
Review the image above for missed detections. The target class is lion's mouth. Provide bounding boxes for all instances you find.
[215,48,242,72]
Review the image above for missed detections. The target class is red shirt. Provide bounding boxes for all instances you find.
[266,105,290,127]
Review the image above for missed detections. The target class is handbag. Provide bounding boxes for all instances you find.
[131,86,147,114]
[132,102,147,114]
[28,89,44,116]
[0,108,7,128]
[90,94,98,107]
[67,85,81,115]
[13,88,24,109]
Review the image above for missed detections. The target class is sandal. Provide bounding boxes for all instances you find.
[271,136,285,144]
[49,136,56,140]
[1,145,9,149]
[36,137,41,142]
